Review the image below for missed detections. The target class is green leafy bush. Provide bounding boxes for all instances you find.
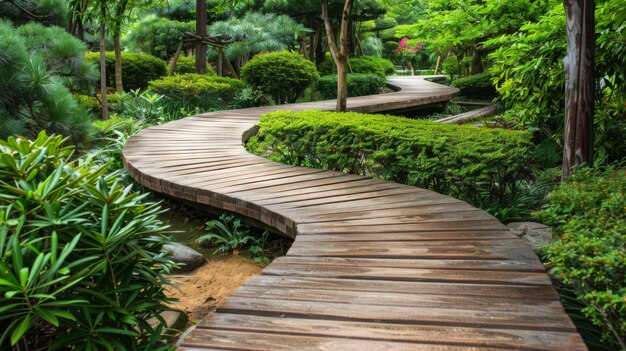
[125,15,195,60]
[241,51,319,104]
[442,56,460,79]
[171,55,216,75]
[197,214,254,254]
[349,57,385,77]
[535,166,625,350]
[316,74,386,100]
[0,132,175,350]
[0,20,95,144]
[451,72,497,99]
[360,55,396,75]
[148,73,245,108]
[85,51,166,91]
[247,111,533,212]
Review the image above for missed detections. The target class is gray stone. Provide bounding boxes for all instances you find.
[176,325,197,348]
[507,222,554,248]
[164,242,206,272]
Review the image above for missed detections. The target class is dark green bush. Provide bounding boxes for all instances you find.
[171,55,216,75]
[0,132,175,350]
[451,72,497,99]
[319,54,394,77]
[241,51,319,104]
[85,51,166,91]
[535,166,625,350]
[316,73,386,100]
[247,111,533,211]
[360,56,396,75]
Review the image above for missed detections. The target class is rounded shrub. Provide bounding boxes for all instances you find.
[171,55,216,75]
[149,73,244,100]
[125,15,195,60]
[240,51,319,104]
[360,56,395,75]
[442,56,460,79]
[85,51,166,91]
[0,132,175,350]
[316,73,386,100]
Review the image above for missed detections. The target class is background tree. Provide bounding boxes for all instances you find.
[322,0,353,112]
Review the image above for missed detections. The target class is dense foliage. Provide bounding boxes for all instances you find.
[536,167,626,350]
[0,20,96,145]
[85,51,167,91]
[488,1,626,161]
[149,73,245,109]
[316,74,386,100]
[247,111,533,213]
[171,55,215,75]
[125,15,195,60]
[451,72,496,99]
[0,133,175,350]
[240,52,319,104]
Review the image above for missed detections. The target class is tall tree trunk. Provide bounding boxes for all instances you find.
[112,0,128,93]
[195,0,207,73]
[113,30,123,93]
[562,0,595,179]
[99,21,108,120]
[322,0,353,112]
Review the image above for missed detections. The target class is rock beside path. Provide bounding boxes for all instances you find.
[164,243,206,272]
[507,222,554,249]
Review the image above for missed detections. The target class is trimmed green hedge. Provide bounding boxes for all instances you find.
[247,111,533,210]
[318,55,394,77]
[148,73,244,102]
[535,167,625,349]
[241,51,319,104]
[451,72,497,99]
[316,73,386,100]
[85,51,166,91]
[171,55,216,75]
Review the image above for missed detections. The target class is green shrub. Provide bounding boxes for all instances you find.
[197,214,255,255]
[171,55,216,75]
[535,166,625,350]
[247,111,533,212]
[349,57,385,77]
[442,56,460,79]
[85,51,166,91]
[241,51,319,104]
[360,55,395,75]
[451,72,497,99]
[316,73,386,100]
[0,132,175,350]
[149,73,244,101]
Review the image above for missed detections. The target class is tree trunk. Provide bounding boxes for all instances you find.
[562,0,595,179]
[113,30,123,93]
[195,0,207,73]
[471,47,483,75]
[408,61,415,76]
[168,40,184,76]
[322,0,353,112]
[99,21,108,120]
[434,52,441,75]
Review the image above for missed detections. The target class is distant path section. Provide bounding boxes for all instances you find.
[123,77,586,351]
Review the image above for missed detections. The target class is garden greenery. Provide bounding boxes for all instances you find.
[240,51,319,104]
[148,73,245,110]
[125,15,195,60]
[247,111,533,213]
[536,166,626,350]
[0,132,175,350]
[85,51,167,91]
[451,72,496,99]
[316,74,386,100]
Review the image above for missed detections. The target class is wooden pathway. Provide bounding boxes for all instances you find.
[123,77,586,350]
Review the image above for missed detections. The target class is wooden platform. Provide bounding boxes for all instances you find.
[123,77,586,351]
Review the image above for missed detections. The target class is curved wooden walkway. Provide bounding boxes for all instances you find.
[123,77,586,351]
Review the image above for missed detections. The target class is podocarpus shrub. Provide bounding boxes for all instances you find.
[148,73,245,106]
[247,111,533,211]
[0,132,175,350]
[319,55,394,76]
[451,72,497,99]
[349,57,386,77]
[85,51,167,91]
[360,56,395,75]
[535,167,626,350]
[241,51,319,104]
[316,74,386,100]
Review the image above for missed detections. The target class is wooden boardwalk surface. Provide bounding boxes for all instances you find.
[123,77,586,350]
